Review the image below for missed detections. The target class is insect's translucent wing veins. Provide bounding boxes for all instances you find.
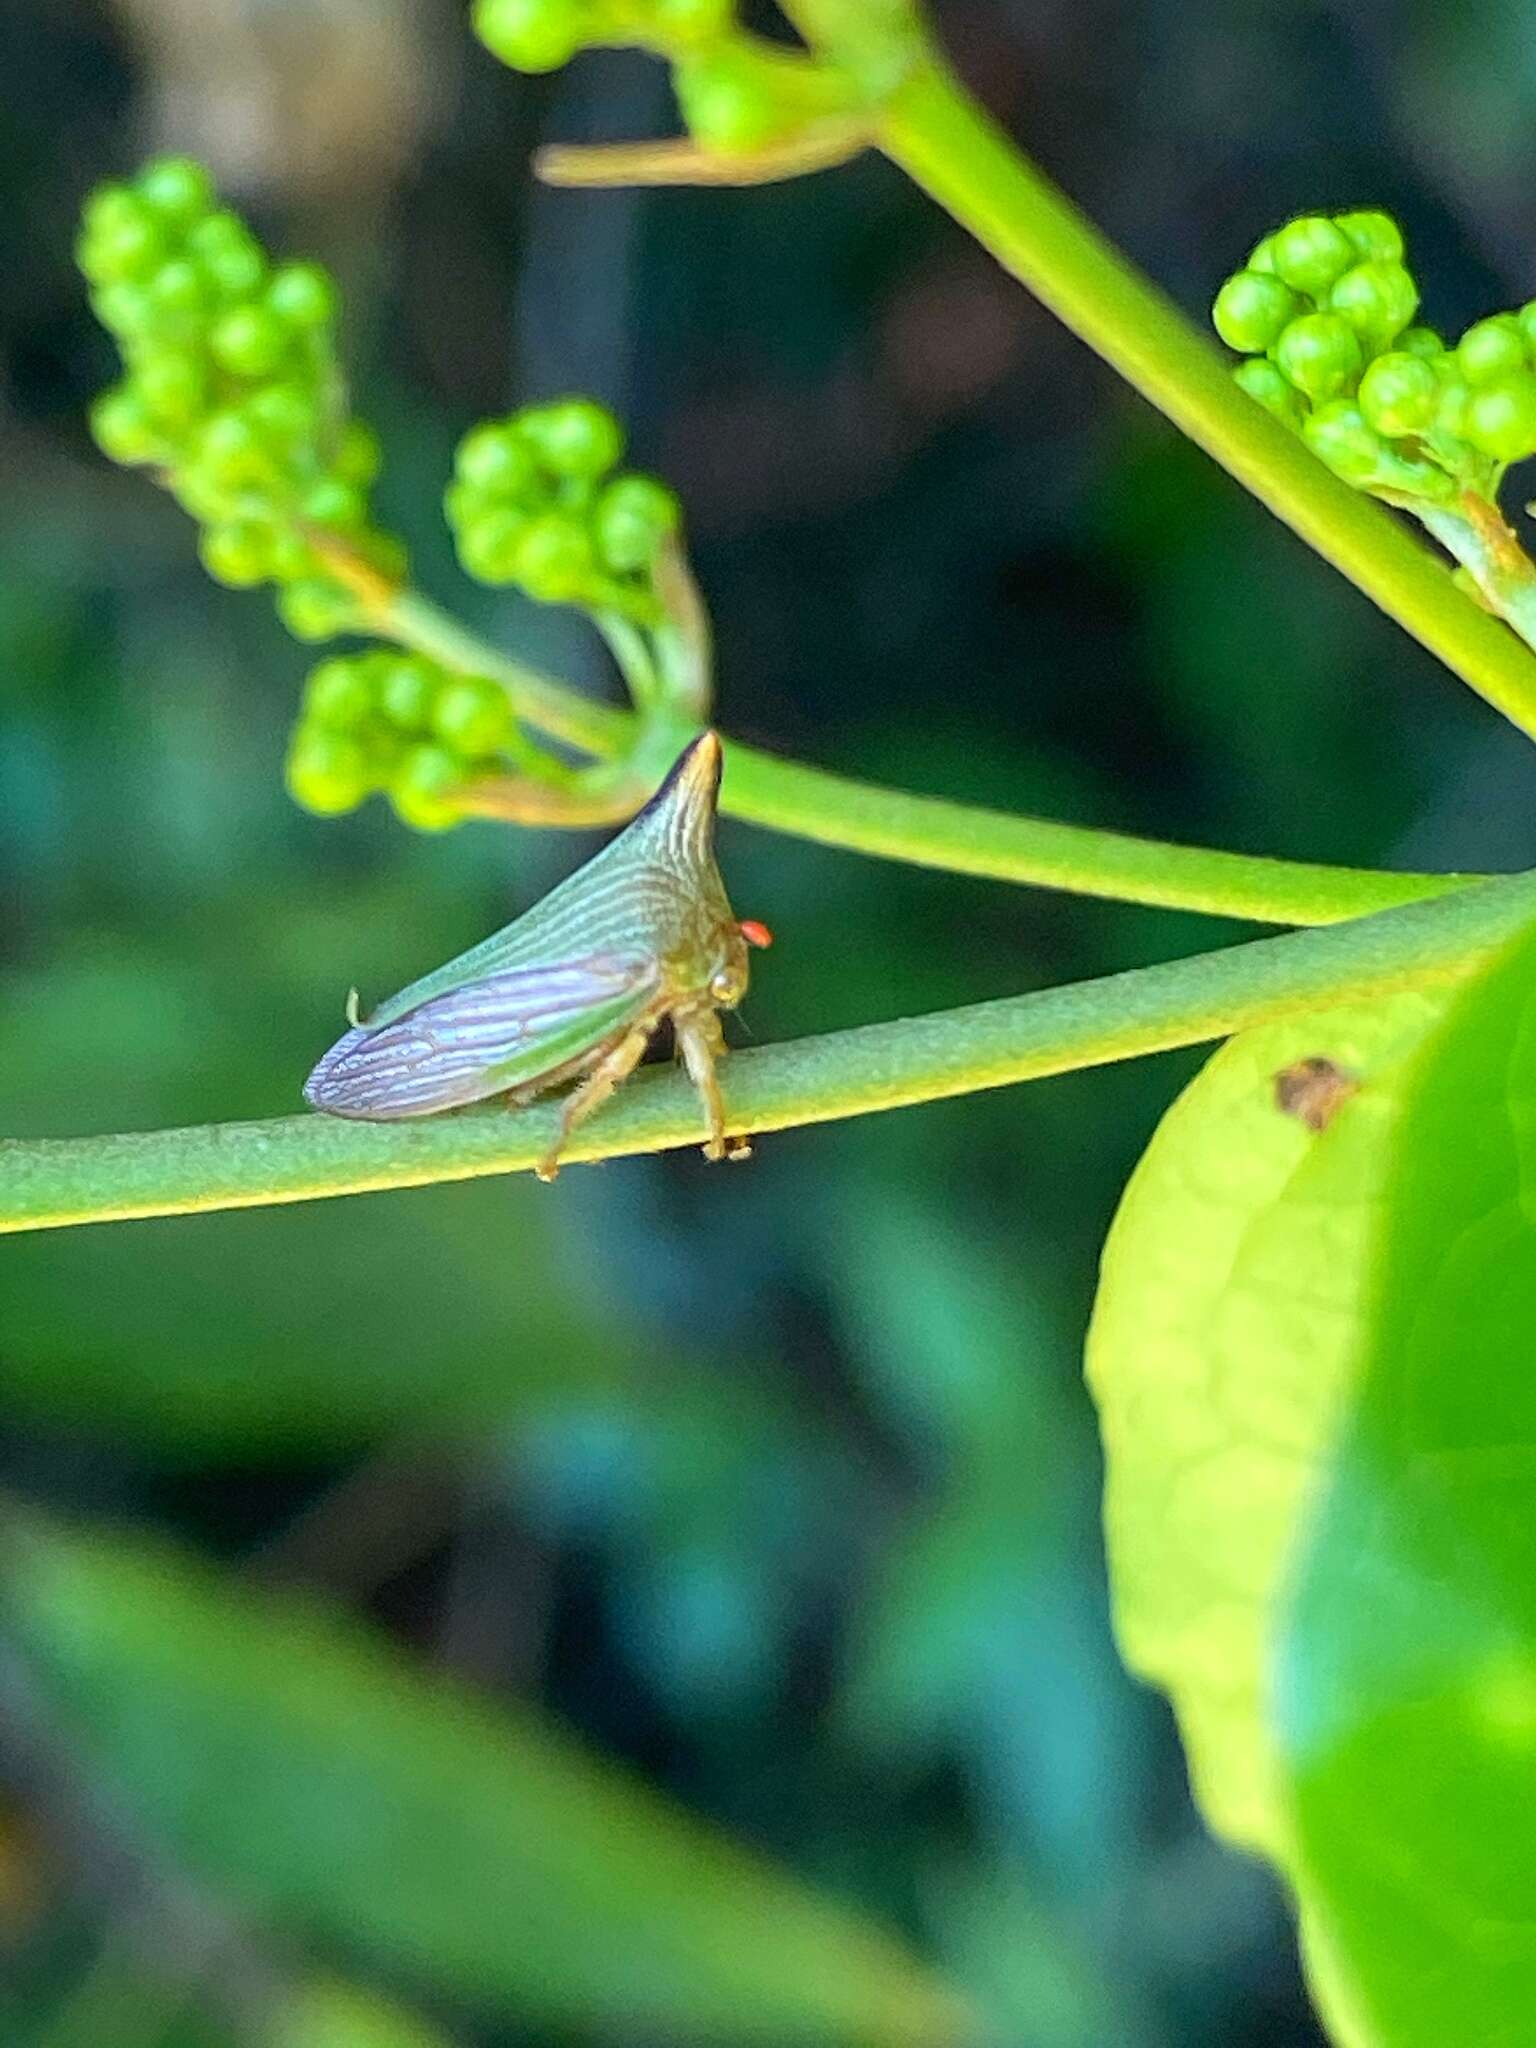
[305,952,661,1119]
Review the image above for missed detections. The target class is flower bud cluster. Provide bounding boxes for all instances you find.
[79,159,404,641]
[286,652,525,831]
[472,0,864,154]
[445,400,681,620]
[1215,212,1536,501]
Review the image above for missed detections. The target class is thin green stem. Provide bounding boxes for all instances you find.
[7,867,1535,1235]
[873,58,1536,745]
[1414,498,1536,652]
[381,588,1472,924]
[716,748,1472,921]
[385,588,631,756]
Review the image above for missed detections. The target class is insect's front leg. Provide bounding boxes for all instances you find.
[536,1023,656,1183]
[674,1007,750,1164]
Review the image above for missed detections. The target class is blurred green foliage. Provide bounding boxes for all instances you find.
[6,1,1536,2044]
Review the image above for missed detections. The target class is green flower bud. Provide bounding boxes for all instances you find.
[287,729,373,816]
[1398,325,1443,360]
[1357,351,1439,437]
[89,386,162,464]
[144,258,208,338]
[269,530,317,582]
[195,410,272,491]
[519,398,624,479]
[457,506,528,583]
[187,212,267,300]
[90,283,155,340]
[1465,371,1536,462]
[442,480,484,537]
[390,742,463,831]
[1247,235,1277,275]
[305,656,377,729]
[78,188,165,283]
[137,350,207,428]
[431,676,512,755]
[267,261,337,330]
[674,46,795,153]
[454,422,540,497]
[80,185,142,258]
[592,473,681,571]
[1232,357,1304,426]
[199,519,275,587]
[379,658,438,732]
[1212,270,1301,354]
[511,512,596,600]
[1327,260,1419,346]
[334,421,382,487]
[1302,399,1389,485]
[301,479,368,532]
[1457,314,1527,387]
[277,577,357,641]
[1271,216,1357,298]
[1334,210,1404,264]
[136,156,215,226]
[1273,312,1362,401]
[244,383,323,452]
[210,304,291,378]
[473,0,589,72]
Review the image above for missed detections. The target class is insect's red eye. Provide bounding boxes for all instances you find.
[740,919,774,949]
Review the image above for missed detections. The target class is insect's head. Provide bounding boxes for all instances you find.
[708,918,772,1009]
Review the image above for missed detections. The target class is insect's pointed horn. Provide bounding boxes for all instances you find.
[625,731,724,866]
[671,729,723,809]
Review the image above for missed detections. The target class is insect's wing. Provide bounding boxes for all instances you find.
[305,951,661,1119]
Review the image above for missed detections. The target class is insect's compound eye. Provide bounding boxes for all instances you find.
[710,962,748,1007]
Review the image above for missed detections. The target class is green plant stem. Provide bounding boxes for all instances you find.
[9,866,1535,1236]
[386,589,630,755]
[1414,499,1536,651]
[873,58,1536,744]
[383,589,1471,923]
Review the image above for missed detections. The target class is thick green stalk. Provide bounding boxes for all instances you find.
[384,590,1469,924]
[874,59,1536,745]
[7,867,1535,1235]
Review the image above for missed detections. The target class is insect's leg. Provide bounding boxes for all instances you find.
[674,1009,749,1164]
[535,1024,654,1183]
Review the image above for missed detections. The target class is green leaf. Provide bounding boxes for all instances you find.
[4,1511,971,2045]
[1084,989,1449,1860]
[1280,920,1536,2045]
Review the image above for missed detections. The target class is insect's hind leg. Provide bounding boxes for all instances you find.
[675,1009,750,1164]
[535,1024,655,1183]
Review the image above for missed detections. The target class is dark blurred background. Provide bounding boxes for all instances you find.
[4,2,1536,2043]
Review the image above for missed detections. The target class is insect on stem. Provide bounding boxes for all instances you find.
[303,732,768,1181]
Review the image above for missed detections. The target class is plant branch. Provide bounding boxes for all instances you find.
[380,590,1472,924]
[1414,495,1536,651]
[8,867,1535,1236]
[872,57,1536,744]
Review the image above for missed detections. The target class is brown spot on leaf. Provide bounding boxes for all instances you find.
[1274,1056,1359,1133]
